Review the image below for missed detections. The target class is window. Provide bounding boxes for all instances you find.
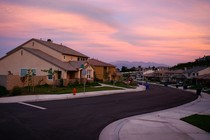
[21,50,23,56]
[31,69,36,76]
[20,69,36,77]
[48,75,53,80]
[20,69,27,77]
[64,55,66,59]
[32,42,34,46]
[87,70,91,79]
[48,68,53,80]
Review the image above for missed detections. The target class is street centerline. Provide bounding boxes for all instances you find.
[18,102,47,110]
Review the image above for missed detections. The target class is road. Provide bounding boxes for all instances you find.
[0,85,197,140]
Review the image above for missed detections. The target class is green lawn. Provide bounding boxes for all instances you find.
[22,86,123,95]
[181,114,210,132]
[104,81,137,89]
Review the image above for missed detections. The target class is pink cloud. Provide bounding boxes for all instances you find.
[0,0,210,66]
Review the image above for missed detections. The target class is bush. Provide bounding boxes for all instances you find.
[36,83,50,88]
[86,81,100,87]
[68,80,83,88]
[11,86,22,96]
[0,86,9,96]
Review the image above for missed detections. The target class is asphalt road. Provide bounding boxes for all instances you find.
[0,85,197,140]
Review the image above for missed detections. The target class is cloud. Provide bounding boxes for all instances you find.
[0,0,210,65]
[2,0,119,28]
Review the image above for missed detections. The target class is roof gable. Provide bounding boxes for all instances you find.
[24,48,77,71]
[33,39,89,58]
[185,66,207,74]
[88,58,115,67]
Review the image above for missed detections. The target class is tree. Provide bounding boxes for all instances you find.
[130,67,136,71]
[121,66,128,72]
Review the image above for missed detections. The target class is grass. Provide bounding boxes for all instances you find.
[181,114,210,132]
[21,85,123,95]
[104,81,137,89]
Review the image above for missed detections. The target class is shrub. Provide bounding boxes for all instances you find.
[36,83,50,88]
[86,81,100,87]
[0,86,9,96]
[11,86,22,96]
[68,80,83,88]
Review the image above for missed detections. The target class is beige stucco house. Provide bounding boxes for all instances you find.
[0,38,94,89]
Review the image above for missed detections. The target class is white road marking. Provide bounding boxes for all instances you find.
[18,102,47,110]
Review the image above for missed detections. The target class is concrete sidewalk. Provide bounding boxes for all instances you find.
[0,85,145,103]
[99,91,210,140]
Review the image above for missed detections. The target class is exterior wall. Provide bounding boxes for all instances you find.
[94,67,104,80]
[0,75,7,88]
[23,41,64,61]
[25,40,86,62]
[85,65,94,80]
[199,67,210,76]
[108,67,116,80]
[94,66,116,81]
[0,75,46,90]
[63,55,78,62]
[0,49,67,84]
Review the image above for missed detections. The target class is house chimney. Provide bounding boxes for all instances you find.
[47,39,53,42]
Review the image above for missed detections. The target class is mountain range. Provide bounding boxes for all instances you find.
[110,61,169,69]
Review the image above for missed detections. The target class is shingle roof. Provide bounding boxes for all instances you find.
[33,38,89,58]
[5,38,89,58]
[24,48,77,71]
[69,61,86,69]
[185,66,207,74]
[88,58,115,67]
[196,73,210,80]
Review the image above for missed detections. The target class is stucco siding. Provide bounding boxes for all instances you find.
[23,41,64,61]
[94,67,104,80]
[63,55,78,62]
[0,49,66,79]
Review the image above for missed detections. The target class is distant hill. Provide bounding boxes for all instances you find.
[171,56,210,70]
[110,60,169,69]
[171,60,210,70]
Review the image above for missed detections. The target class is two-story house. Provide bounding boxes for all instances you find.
[0,38,94,89]
[88,58,118,82]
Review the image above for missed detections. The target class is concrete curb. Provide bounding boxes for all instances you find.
[0,85,146,103]
[99,92,210,140]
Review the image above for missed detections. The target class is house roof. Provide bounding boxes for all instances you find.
[24,48,77,71]
[5,38,89,58]
[185,66,207,74]
[196,74,210,80]
[69,61,86,69]
[88,58,115,67]
[34,39,89,58]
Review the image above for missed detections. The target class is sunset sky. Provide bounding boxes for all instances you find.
[0,0,210,66]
